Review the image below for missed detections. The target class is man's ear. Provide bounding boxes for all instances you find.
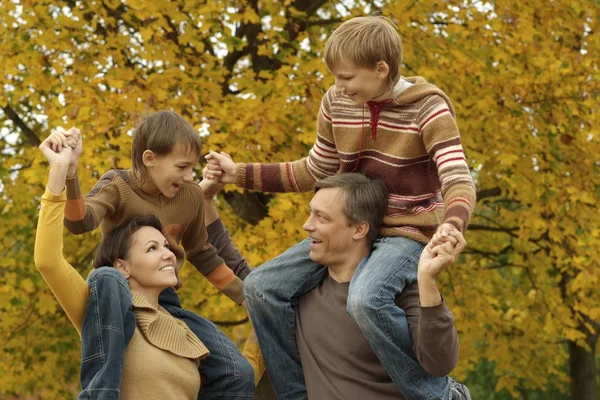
[353,221,370,241]
[142,150,157,168]
[114,259,131,279]
[376,60,390,80]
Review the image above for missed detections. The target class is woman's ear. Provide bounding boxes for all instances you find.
[142,150,156,168]
[114,259,131,279]
[376,60,390,80]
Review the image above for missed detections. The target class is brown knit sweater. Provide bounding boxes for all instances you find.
[63,169,247,304]
[121,292,209,399]
[236,77,476,243]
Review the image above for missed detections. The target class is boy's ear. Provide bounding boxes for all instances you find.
[114,259,131,279]
[376,61,390,79]
[142,150,156,168]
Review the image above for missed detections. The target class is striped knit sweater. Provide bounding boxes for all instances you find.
[63,169,247,305]
[236,76,476,243]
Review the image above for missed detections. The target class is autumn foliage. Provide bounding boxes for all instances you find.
[1,0,599,398]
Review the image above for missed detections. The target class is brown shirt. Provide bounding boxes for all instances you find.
[296,276,459,400]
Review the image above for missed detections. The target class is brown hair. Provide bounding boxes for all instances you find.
[93,215,163,269]
[314,173,389,245]
[324,16,403,86]
[131,110,202,180]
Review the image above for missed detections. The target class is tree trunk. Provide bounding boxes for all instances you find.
[569,339,597,400]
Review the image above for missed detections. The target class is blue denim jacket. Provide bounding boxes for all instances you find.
[79,268,135,399]
[78,267,254,400]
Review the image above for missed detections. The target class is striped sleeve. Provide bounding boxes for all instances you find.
[235,88,340,193]
[419,95,476,232]
[64,171,124,235]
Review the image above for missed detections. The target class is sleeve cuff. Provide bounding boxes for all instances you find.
[43,186,67,200]
[419,296,452,320]
[236,163,247,188]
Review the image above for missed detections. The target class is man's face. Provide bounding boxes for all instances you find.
[144,144,199,198]
[302,187,358,268]
[329,61,390,106]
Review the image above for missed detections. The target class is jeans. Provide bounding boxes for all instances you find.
[244,236,451,400]
[79,267,254,400]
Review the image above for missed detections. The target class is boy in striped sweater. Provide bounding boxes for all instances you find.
[205,16,476,399]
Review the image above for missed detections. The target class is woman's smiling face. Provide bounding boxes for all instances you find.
[122,226,179,290]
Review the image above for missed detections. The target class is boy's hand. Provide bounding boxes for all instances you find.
[204,150,237,184]
[200,153,229,199]
[419,230,466,280]
[431,222,458,245]
[63,127,83,179]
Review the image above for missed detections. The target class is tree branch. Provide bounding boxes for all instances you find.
[476,187,501,202]
[211,316,250,326]
[1,105,40,146]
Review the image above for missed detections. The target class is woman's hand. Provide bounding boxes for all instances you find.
[40,130,73,194]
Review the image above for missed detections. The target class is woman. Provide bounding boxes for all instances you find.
[35,134,208,398]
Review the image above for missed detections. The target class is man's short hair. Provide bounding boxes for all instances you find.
[314,173,389,245]
[324,16,403,86]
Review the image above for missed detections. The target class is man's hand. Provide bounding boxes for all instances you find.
[419,230,466,280]
[417,230,466,307]
[204,150,237,184]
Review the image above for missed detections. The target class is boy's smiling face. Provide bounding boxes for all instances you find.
[142,143,199,198]
[329,60,391,105]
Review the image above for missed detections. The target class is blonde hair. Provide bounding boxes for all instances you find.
[324,16,403,86]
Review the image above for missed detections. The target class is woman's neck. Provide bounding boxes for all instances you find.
[129,284,162,308]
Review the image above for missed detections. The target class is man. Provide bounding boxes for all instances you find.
[201,173,471,400]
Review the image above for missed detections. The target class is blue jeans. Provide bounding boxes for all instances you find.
[244,237,451,400]
[79,267,254,400]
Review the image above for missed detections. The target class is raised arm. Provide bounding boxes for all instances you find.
[420,95,476,233]
[396,231,466,377]
[35,133,89,335]
[203,88,341,194]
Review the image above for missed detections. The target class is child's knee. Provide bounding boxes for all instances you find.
[87,267,129,290]
[236,356,256,386]
[346,289,379,321]
[243,269,265,299]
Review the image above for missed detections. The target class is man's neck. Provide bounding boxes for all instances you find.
[326,246,371,283]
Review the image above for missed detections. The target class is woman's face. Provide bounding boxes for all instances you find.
[121,226,178,290]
